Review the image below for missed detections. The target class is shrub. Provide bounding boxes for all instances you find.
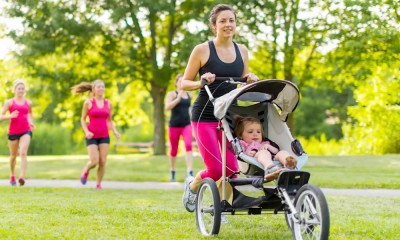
[28,123,73,155]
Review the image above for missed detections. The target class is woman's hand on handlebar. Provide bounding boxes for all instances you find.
[244,72,259,84]
[200,72,216,85]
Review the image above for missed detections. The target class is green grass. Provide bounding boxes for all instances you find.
[0,187,399,239]
[1,154,399,188]
[302,155,400,189]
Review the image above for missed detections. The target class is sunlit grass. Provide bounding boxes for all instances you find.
[0,188,398,239]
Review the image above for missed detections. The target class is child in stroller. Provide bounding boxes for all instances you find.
[234,115,297,181]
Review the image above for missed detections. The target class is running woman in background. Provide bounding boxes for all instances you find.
[0,79,35,186]
[165,73,193,182]
[72,79,120,190]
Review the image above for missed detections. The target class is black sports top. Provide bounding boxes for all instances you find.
[191,41,244,122]
[169,91,191,127]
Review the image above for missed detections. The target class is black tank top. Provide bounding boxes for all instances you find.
[191,41,244,122]
[169,91,191,127]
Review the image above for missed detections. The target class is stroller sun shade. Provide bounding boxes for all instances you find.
[214,79,300,122]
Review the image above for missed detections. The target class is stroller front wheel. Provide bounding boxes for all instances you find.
[195,178,221,236]
[291,184,330,240]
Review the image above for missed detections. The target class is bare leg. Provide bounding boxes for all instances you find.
[256,150,283,181]
[274,150,297,169]
[85,145,100,172]
[8,140,19,177]
[18,134,31,181]
[255,150,273,169]
[97,143,109,187]
[169,156,176,181]
[169,156,176,171]
[189,172,202,192]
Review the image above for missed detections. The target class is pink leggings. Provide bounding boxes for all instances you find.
[192,122,238,181]
[168,125,193,157]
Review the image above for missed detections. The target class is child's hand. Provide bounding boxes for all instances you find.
[248,150,257,157]
[260,144,269,151]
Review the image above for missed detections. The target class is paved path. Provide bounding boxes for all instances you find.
[1,179,400,197]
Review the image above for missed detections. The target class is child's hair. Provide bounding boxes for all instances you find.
[13,79,26,91]
[234,115,264,139]
[71,79,104,94]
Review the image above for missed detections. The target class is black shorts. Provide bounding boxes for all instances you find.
[8,131,32,141]
[85,137,110,146]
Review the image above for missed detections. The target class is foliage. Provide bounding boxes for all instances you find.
[0,123,74,155]
[0,122,8,155]
[298,135,344,156]
[342,65,400,154]
[2,0,400,154]
[120,125,154,143]
[28,123,73,155]
[3,0,216,154]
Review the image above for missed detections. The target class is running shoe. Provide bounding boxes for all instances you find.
[182,176,196,212]
[10,176,16,186]
[18,178,25,186]
[96,184,102,190]
[170,170,176,182]
[221,215,229,224]
[80,170,89,185]
[264,164,284,181]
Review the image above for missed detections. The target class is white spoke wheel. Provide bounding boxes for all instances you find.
[285,195,296,229]
[291,184,330,240]
[195,178,221,236]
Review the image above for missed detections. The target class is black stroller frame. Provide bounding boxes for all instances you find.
[195,78,330,240]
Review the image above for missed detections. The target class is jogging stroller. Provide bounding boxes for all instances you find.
[195,78,330,240]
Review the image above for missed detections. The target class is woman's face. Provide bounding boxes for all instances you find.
[93,82,105,97]
[14,84,26,97]
[241,122,263,144]
[214,10,236,38]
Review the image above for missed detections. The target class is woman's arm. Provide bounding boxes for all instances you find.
[165,91,181,110]
[27,100,35,130]
[80,100,92,138]
[181,43,210,91]
[106,101,120,139]
[0,100,15,121]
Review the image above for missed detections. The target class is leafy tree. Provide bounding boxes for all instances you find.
[342,64,400,154]
[3,0,213,154]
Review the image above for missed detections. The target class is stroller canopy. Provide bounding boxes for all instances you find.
[214,79,300,122]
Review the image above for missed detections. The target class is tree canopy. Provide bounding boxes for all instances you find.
[1,0,399,155]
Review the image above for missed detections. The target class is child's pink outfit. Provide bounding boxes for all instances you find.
[239,140,276,155]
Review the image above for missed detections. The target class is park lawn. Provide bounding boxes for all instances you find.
[0,154,399,189]
[0,187,399,239]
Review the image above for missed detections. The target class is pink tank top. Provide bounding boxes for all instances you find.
[87,98,110,138]
[9,99,31,134]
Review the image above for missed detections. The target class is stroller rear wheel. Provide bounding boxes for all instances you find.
[291,184,330,240]
[195,178,221,236]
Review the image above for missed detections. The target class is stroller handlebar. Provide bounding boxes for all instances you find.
[201,77,247,102]
[200,77,247,87]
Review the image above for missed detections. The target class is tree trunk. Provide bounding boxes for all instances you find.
[150,82,167,155]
